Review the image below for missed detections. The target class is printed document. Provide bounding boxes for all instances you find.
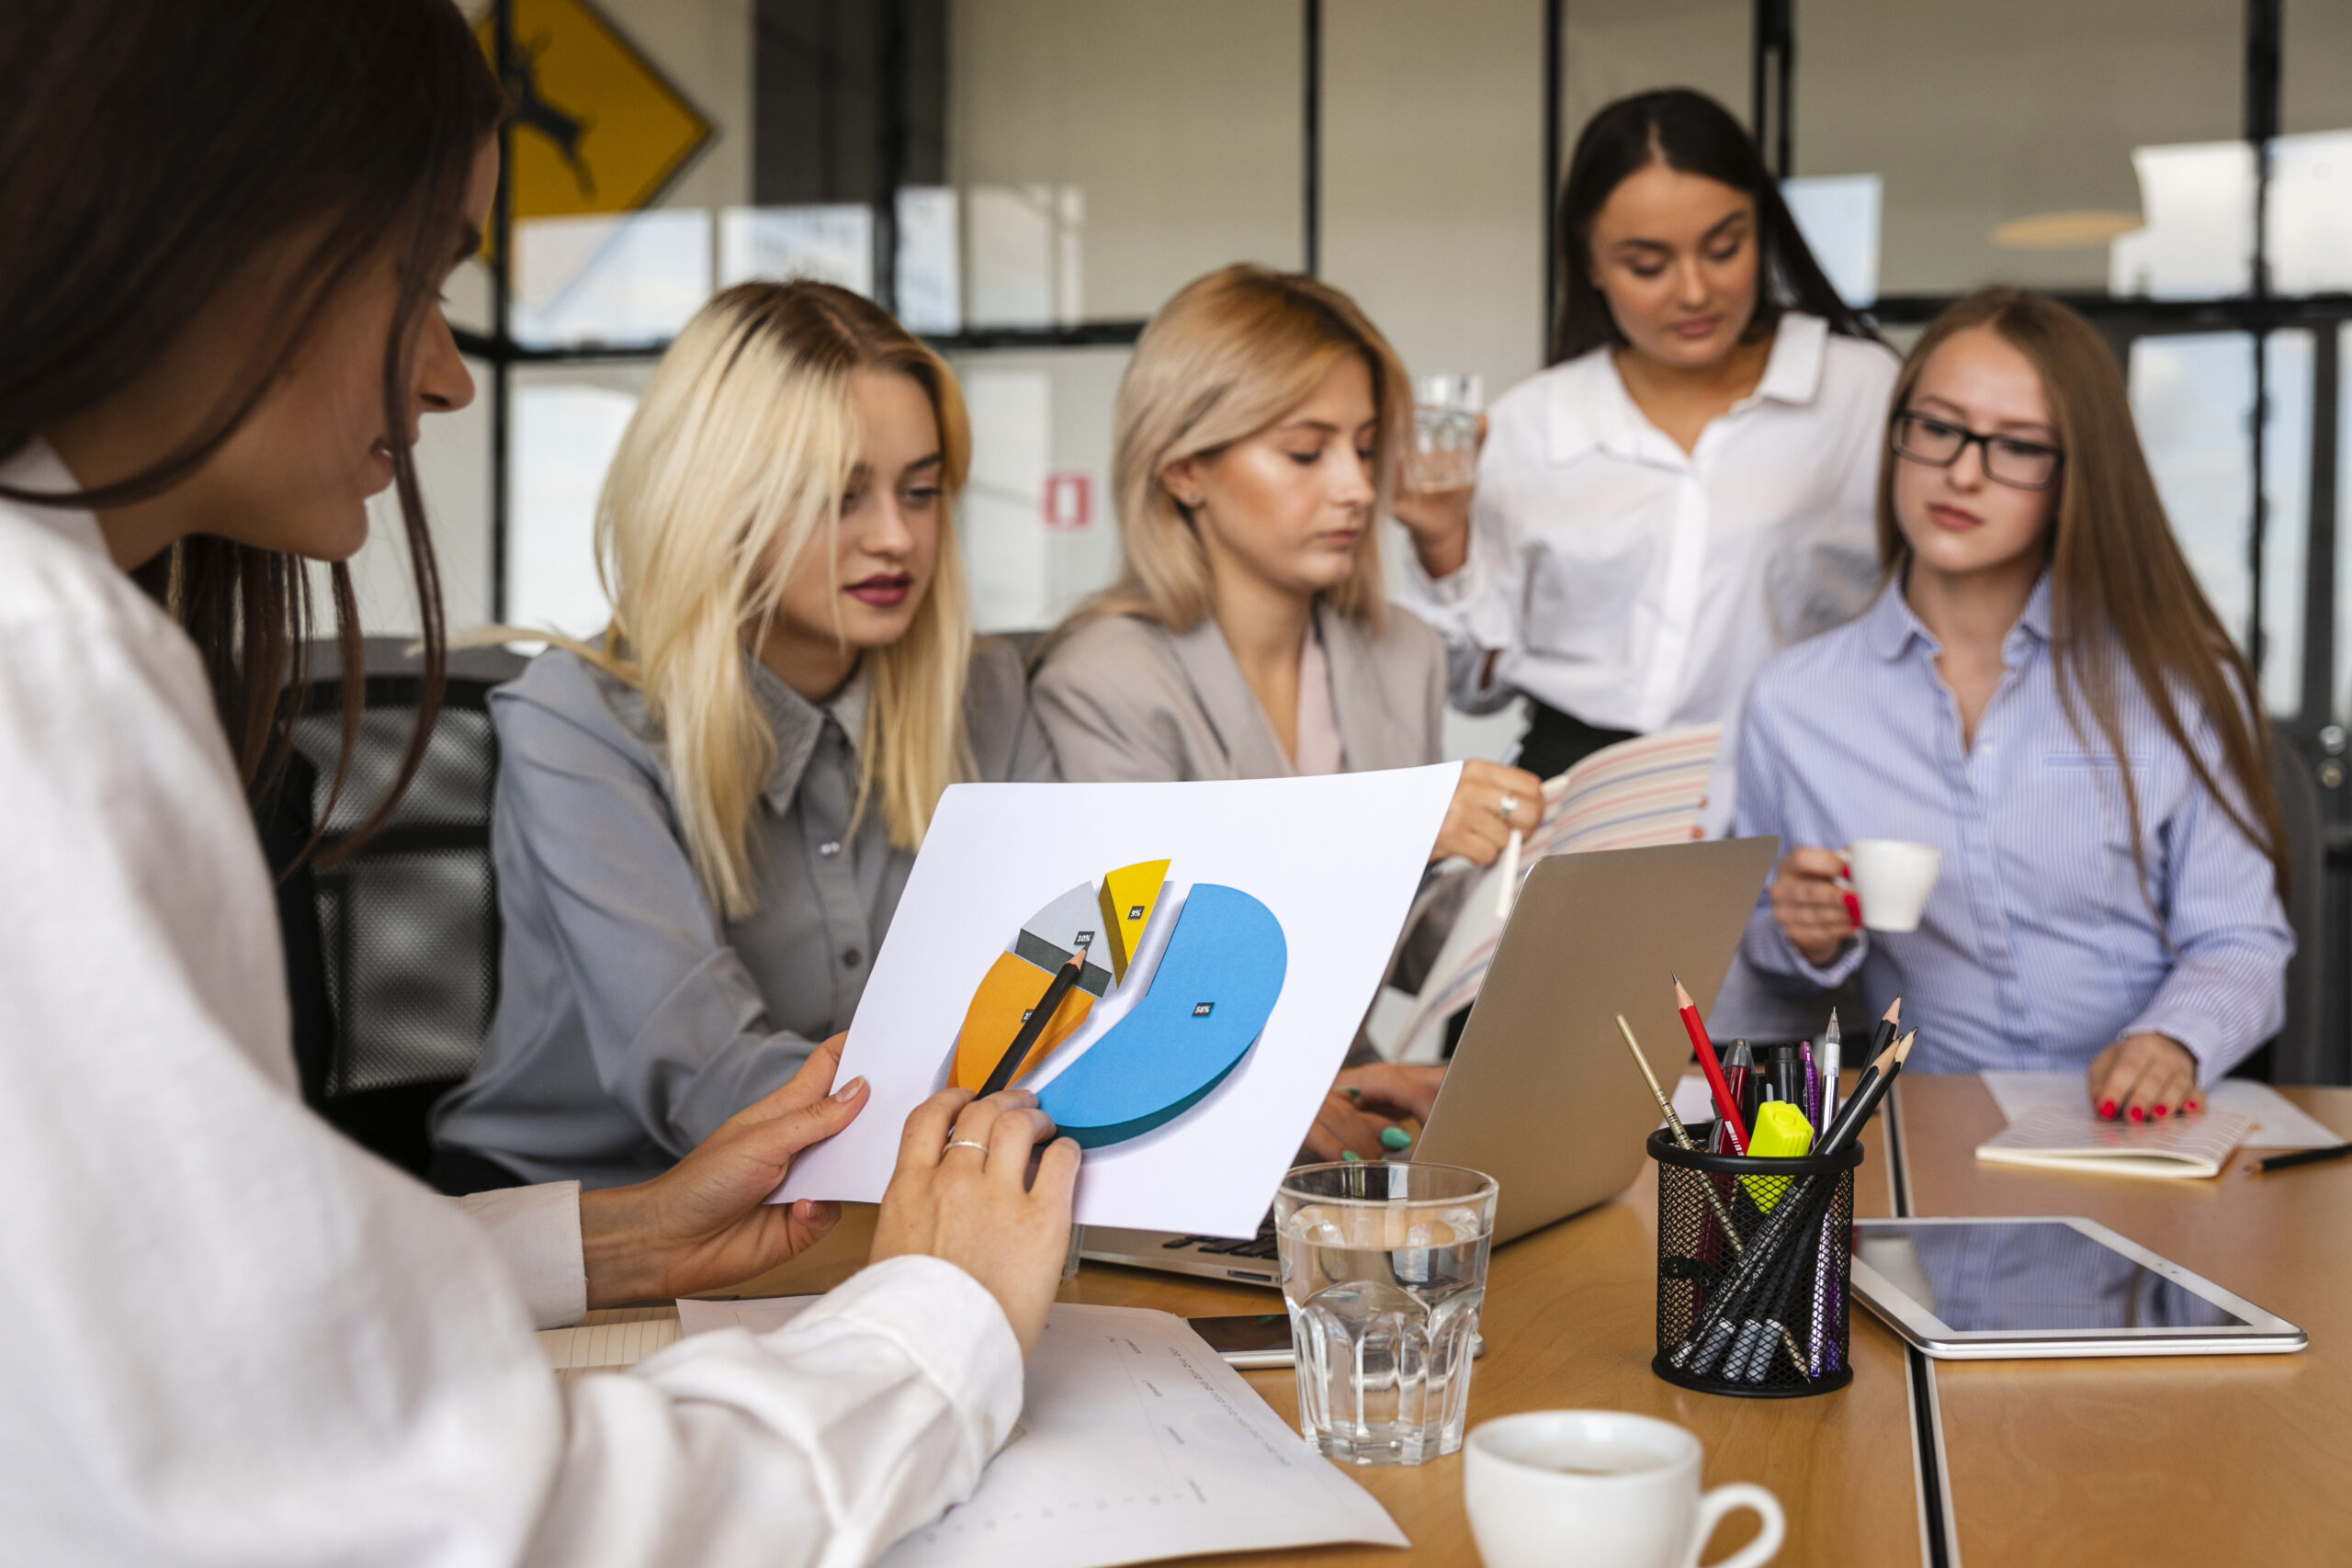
[677,1297,1408,1568]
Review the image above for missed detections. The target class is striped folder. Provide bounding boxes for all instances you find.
[1391,724,1722,1064]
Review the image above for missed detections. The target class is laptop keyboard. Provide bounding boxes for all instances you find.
[1161,1214,1281,1260]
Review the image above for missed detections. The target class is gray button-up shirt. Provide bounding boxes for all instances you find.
[433,640,1057,1188]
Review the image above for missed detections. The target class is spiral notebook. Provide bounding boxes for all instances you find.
[1975,1104,2256,1179]
[1390,724,1720,1064]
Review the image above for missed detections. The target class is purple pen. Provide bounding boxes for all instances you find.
[1800,1041,1819,1130]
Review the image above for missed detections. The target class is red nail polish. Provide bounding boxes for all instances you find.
[1842,892,1863,928]
[2154,1103,2168,1119]
[2129,1106,2144,1122]
[2099,1100,2118,1119]
[2186,1100,2199,1113]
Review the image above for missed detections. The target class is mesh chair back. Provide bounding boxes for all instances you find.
[286,639,526,1168]
[2267,729,2327,1083]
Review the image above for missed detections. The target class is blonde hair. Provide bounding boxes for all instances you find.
[1069,264,1411,636]
[571,281,975,919]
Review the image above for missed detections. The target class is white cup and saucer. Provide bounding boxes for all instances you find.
[1463,1410,1784,1568]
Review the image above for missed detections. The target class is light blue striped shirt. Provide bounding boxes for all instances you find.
[1732,574,2290,1085]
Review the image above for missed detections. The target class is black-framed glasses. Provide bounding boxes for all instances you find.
[1891,410,2064,491]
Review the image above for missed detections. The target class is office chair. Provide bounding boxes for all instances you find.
[2256,728,2327,1084]
[278,637,529,1175]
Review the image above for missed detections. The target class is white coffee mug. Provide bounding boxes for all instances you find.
[1464,1410,1784,1568]
[1844,839,1941,933]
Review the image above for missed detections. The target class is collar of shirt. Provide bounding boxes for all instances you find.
[748,657,868,811]
[0,439,107,558]
[1860,568,2056,667]
[1545,310,1831,469]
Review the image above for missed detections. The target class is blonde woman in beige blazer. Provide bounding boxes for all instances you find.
[1034,265,1542,1160]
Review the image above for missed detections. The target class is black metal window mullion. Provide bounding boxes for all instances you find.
[1301,0,1321,277]
[1543,0,1564,359]
[2303,326,2342,737]
[2247,0,2282,695]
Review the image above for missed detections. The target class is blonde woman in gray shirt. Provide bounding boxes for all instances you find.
[434,281,1055,1192]
[1033,265,1542,1160]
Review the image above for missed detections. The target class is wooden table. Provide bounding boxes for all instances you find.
[1894,1076,2352,1568]
[696,1106,1927,1568]
[656,1078,2352,1564]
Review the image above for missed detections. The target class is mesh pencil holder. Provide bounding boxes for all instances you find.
[1649,1125,1862,1399]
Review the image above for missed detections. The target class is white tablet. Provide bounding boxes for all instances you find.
[1849,1217,2306,1359]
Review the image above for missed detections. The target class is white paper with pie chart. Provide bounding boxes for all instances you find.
[775,768,1463,1238]
[948,861,1288,1148]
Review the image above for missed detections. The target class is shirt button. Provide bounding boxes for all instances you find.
[842,948,863,968]
[817,840,842,857]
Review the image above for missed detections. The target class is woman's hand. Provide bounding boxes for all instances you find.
[1388,415,1486,580]
[2086,1034,2201,1122]
[1768,847,1860,966]
[871,1087,1080,1356]
[1301,1064,1447,1162]
[1431,758,1544,867]
[579,1033,865,1308]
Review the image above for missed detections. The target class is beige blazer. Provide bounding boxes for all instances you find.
[1032,600,1446,783]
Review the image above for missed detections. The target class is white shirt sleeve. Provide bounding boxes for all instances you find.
[0,492,1025,1568]
[455,1185,587,1330]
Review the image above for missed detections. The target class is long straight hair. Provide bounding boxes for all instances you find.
[1551,88,1871,366]
[1066,265,1409,640]
[1880,288,2288,894]
[560,282,977,920]
[0,0,502,856]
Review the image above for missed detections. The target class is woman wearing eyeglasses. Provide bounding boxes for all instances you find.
[1391,88,1897,786]
[1734,288,2291,1123]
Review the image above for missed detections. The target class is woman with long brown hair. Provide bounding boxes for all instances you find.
[1,1,1075,1558]
[1393,88,1895,784]
[1734,288,2291,1122]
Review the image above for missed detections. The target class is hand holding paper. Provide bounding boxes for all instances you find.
[780,768,1462,1239]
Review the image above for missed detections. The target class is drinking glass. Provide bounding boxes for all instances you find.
[1275,1160,1498,1465]
[1406,372,1484,494]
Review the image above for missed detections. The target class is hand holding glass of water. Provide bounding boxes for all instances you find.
[1405,372,1484,495]
[1275,1160,1497,1466]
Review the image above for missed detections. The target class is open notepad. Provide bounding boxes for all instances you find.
[539,1297,1404,1568]
[1976,1104,2256,1179]
[1392,724,1720,1063]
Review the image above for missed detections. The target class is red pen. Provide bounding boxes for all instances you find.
[1674,974,1748,1154]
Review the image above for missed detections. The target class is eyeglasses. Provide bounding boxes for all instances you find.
[1891,411,2064,491]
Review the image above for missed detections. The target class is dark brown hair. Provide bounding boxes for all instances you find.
[1552,88,1872,365]
[0,0,503,855]
[1880,288,2288,894]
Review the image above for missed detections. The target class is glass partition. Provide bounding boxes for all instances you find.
[945,0,1303,326]
[1796,0,2245,298]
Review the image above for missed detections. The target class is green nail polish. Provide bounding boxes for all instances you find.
[1340,1149,1363,1163]
[1342,1086,1361,1100]
[1379,1126,1413,1150]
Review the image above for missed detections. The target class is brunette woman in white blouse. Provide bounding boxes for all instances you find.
[0,3,1075,1562]
[1396,88,1899,784]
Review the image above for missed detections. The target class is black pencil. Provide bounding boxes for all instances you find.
[980,942,1088,1098]
[2245,1141,2352,1175]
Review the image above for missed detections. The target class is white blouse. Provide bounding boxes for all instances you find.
[0,442,1022,1566]
[1403,312,1899,735]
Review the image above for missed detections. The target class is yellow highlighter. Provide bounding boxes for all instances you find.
[1742,1100,1815,1212]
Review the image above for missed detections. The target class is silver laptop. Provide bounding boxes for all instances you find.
[1082,838,1780,1285]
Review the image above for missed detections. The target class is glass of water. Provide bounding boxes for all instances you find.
[1405,372,1483,494]
[1274,1161,1498,1466]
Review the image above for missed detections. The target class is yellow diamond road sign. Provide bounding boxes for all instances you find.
[477,0,714,225]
